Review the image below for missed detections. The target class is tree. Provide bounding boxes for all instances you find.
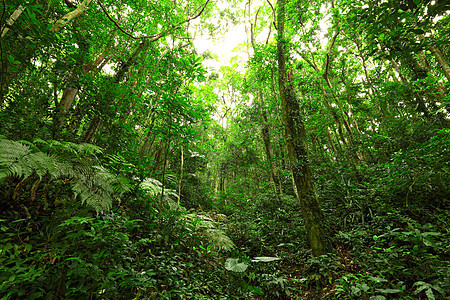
[276,0,331,256]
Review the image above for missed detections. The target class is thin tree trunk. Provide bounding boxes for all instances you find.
[82,40,148,141]
[139,111,157,158]
[83,116,100,142]
[353,39,377,96]
[277,0,331,257]
[258,93,281,195]
[160,128,172,203]
[178,144,184,205]
[326,127,337,154]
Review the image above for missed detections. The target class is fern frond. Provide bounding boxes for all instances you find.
[163,189,179,201]
[140,178,163,197]
[0,139,31,165]
[205,228,235,251]
[164,174,178,187]
[32,138,48,145]
[105,153,135,168]
[0,139,117,212]
[78,143,103,156]
[18,140,40,152]
[113,176,133,195]
[184,212,235,251]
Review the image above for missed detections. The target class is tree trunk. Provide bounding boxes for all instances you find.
[430,45,450,82]
[258,94,281,195]
[276,0,331,256]
[83,116,100,142]
[178,144,184,205]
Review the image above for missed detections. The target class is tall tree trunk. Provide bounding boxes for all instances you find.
[276,0,331,256]
[178,144,184,205]
[326,127,338,154]
[258,93,281,195]
[83,116,100,142]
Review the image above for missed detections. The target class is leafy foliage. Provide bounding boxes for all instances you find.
[0,138,129,212]
[1,0,449,298]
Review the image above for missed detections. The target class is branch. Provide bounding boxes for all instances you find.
[296,50,319,72]
[1,4,25,38]
[186,0,210,22]
[250,7,261,50]
[96,0,163,41]
[138,49,169,97]
[97,0,210,42]
[323,26,340,84]
[51,0,93,32]
[265,0,277,31]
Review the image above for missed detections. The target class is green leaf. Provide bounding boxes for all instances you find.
[422,232,441,237]
[252,256,281,262]
[422,238,434,246]
[225,258,248,272]
[425,288,435,300]
[375,288,402,294]
[6,55,15,65]
[369,276,388,283]
[248,285,262,295]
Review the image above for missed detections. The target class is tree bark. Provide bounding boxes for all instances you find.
[51,0,93,33]
[1,5,25,38]
[276,0,331,256]
[258,93,281,195]
[326,127,337,154]
[430,45,450,82]
[178,144,184,205]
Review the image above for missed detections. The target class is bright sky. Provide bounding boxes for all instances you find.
[192,22,248,72]
[190,19,250,127]
[190,0,266,72]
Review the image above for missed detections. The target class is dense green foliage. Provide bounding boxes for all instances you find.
[1,0,449,299]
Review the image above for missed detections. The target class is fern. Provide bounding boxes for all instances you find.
[140,177,179,202]
[33,138,103,157]
[138,175,235,251]
[0,139,64,180]
[185,212,235,251]
[0,138,126,212]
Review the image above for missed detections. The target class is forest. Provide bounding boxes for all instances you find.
[0,0,449,299]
